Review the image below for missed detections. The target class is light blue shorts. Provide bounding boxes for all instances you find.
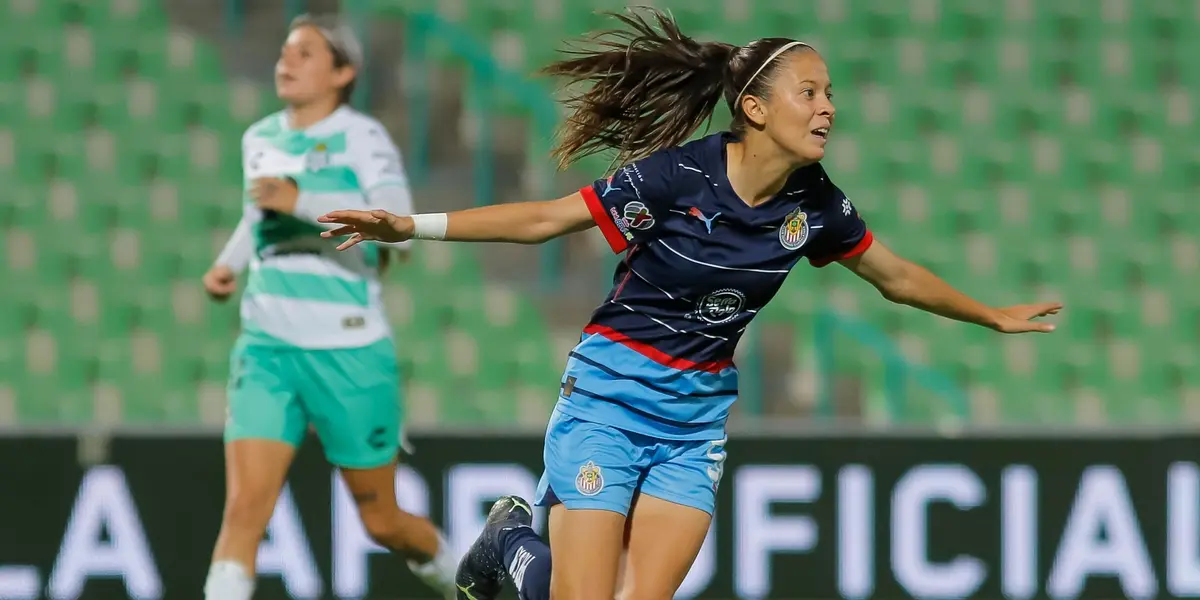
[533,408,727,516]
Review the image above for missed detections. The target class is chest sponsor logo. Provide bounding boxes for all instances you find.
[697,288,746,324]
[779,207,811,251]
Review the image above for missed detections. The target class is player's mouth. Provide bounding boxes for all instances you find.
[811,127,830,140]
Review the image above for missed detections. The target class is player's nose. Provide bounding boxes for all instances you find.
[816,97,835,119]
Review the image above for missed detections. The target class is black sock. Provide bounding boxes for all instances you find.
[499,527,552,600]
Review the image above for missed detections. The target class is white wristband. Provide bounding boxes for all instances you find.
[410,213,448,241]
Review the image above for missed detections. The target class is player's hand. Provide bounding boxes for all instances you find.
[203,265,238,302]
[250,177,299,214]
[991,302,1063,333]
[318,210,414,250]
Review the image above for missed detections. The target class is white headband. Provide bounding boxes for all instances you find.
[735,40,811,104]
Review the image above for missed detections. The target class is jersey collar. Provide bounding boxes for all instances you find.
[710,132,817,225]
[281,105,350,135]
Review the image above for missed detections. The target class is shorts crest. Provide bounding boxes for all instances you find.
[575,461,604,496]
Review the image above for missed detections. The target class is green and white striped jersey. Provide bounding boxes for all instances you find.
[215,106,413,349]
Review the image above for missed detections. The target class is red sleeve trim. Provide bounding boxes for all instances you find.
[580,185,629,254]
[810,229,875,268]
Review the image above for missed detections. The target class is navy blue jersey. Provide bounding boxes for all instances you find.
[559,132,873,440]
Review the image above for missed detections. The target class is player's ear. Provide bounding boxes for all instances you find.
[333,65,356,90]
[740,95,768,127]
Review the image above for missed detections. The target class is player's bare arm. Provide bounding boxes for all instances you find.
[840,240,1062,334]
[318,192,595,249]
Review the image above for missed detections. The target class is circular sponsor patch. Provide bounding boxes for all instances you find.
[623,201,655,230]
[779,207,810,250]
[697,288,746,324]
[575,461,604,496]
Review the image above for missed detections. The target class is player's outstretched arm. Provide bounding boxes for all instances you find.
[839,240,1062,334]
[203,215,254,302]
[317,192,595,249]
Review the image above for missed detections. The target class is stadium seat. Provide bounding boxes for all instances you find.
[1,0,1198,425]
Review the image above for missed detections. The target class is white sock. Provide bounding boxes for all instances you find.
[205,560,255,600]
[407,532,459,599]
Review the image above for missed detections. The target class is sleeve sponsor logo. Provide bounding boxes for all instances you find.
[609,206,635,241]
[622,201,655,230]
[620,164,643,199]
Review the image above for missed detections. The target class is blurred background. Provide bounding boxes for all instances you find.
[2,1,1200,599]
[2,0,1198,431]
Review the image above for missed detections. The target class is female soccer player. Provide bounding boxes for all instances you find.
[319,9,1061,600]
[200,14,457,600]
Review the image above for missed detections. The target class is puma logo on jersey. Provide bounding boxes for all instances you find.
[687,207,721,233]
[508,546,537,591]
[602,175,622,197]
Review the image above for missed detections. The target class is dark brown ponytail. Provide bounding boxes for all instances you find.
[541,7,737,170]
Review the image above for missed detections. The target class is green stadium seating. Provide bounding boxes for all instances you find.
[0,0,569,426]
[692,0,1196,423]
[1,0,1198,426]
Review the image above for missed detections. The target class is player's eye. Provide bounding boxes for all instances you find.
[801,88,815,99]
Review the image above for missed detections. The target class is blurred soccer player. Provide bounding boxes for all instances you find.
[200,14,456,600]
[318,8,1062,600]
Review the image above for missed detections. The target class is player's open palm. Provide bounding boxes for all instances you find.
[318,209,413,250]
[203,265,238,302]
[993,302,1063,334]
